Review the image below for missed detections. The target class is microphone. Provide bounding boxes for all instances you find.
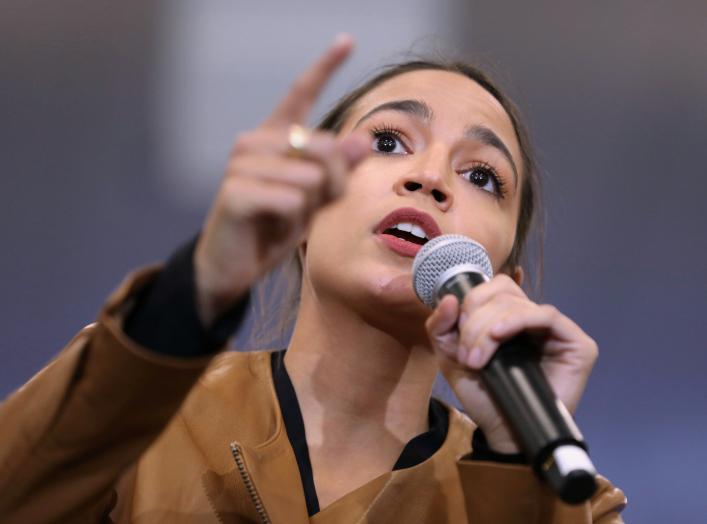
[412,234,597,505]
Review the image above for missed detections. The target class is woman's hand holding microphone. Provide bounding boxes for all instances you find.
[194,35,369,326]
[425,274,600,454]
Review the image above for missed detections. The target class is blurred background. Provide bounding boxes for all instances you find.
[2,1,706,521]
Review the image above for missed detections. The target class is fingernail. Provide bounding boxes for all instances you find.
[469,347,484,368]
[458,346,469,364]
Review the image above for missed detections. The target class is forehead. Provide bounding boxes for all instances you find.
[344,69,522,168]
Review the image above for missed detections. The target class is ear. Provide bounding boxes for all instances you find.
[510,265,524,286]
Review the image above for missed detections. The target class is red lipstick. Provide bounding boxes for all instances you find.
[374,207,442,258]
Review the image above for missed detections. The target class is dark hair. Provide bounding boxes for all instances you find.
[246,59,544,350]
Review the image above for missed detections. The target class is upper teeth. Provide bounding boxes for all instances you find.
[392,222,428,240]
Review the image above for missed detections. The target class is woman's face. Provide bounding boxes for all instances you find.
[304,69,524,333]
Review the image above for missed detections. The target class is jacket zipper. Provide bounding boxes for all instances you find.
[230,443,272,524]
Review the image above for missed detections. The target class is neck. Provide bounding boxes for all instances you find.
[284,279,438,454]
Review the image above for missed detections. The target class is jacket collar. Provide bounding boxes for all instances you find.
[181,350,474,523]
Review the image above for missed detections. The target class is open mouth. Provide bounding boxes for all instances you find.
[382,222,429,245]
[375,207,442,257]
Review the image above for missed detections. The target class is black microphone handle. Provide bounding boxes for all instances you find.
[438,272,598,504]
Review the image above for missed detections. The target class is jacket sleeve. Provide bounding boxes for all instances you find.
[0,267,216,523]
[456,460,627,523]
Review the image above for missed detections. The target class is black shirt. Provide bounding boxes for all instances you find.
[270,349,448,515]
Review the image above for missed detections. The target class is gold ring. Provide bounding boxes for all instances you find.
[287,124,310,157]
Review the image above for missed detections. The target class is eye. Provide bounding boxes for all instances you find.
[459,162,506,198]
[371,126,408,155]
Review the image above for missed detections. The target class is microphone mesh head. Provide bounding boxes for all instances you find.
[412,234,493,308]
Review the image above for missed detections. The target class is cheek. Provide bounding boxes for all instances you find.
[345,159,391,198]
[452,210,517,274]
[305,161,389,241]
[304,169,378,260]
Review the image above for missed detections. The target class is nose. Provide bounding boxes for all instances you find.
[393,146,454,211]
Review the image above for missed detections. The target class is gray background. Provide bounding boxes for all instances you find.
[2,1,706,522]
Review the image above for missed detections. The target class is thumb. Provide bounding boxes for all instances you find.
[338,131,370,167]
[425,295,460,359]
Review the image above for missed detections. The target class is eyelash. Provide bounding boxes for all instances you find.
[461,161,507,199]
[371,124,409,153]
[369,124,507,199]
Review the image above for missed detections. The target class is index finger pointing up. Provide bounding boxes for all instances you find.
[264,34,354,128]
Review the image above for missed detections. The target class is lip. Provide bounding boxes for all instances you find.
[374,207,443,258]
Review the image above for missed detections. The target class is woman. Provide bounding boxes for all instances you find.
[0,35,626,522]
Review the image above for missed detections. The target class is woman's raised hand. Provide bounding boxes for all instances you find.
[425,274,599,454]
[194,35,369,326]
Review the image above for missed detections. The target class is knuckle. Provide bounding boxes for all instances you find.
[462,289,481,311]
[495,293,522,308]
[495,273,514,285]
[221,175,243,197]
[300,165,326,190]
[308,130,337,151]
[459,320,480,345]
[232,131,259,154]
[540,303,559,318]
[585,337,600,361]
[225,155,249,177]
[310,137,340,167]
[219,180,249,214]
[313,130,337,146]
[482,291,521,314]
[496,273,525,295]
[291,187,308,209]
[480,336,498,355]
[491,274,514,292]
[281,188,307,215]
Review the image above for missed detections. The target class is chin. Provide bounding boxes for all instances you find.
[307,243,433,340]
[354,267,433,338]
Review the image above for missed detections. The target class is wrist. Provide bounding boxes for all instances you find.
[482,425,521,454]
[470,428,527,464]
[194,247,249,328]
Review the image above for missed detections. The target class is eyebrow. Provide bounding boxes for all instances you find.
[354,98,519,188]
[354,99,433,128]
[465,125,519,188]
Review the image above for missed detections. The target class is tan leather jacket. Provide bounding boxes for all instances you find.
[0,268,627,523]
